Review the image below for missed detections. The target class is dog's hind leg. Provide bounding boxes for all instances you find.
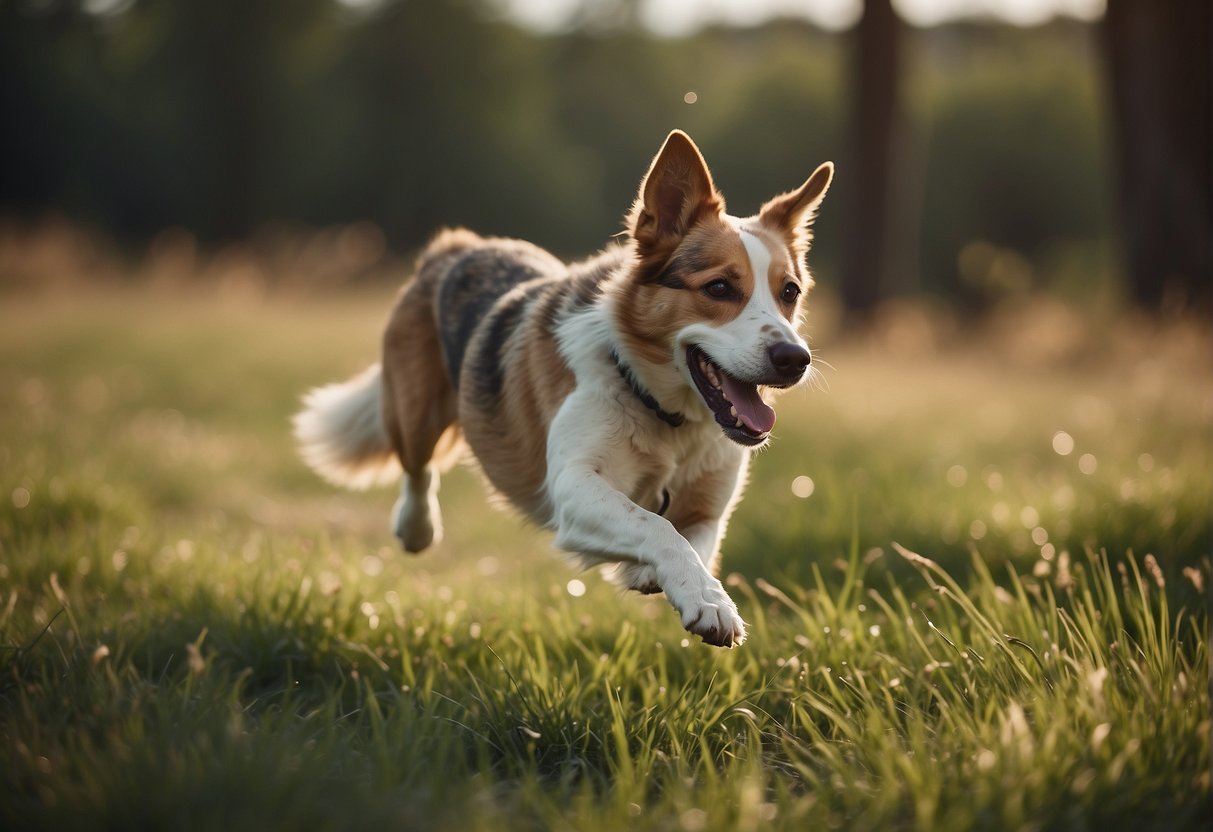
[382,332,460,552]
[381,268,464,554]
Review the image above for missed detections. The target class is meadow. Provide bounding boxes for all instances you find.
[1,274,1209,830]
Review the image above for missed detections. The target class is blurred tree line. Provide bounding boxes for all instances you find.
[0,0,1205,311]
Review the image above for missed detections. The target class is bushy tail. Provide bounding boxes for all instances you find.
[293,363,401,489]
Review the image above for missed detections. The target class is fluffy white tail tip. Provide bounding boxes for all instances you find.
[293,363,400,489]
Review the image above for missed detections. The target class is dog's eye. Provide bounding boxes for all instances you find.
[780,282,801,304]
[703,279,733,300]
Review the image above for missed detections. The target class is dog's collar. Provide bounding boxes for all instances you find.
[608,348,685,428]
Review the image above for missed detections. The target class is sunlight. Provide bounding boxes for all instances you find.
[897,0,1105,26]
[642,0,860,35]
[497,0,1105,34]
[493,0,584,32]
[82,0,135,16]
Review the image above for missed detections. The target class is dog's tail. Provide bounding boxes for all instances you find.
[293,363,401,489]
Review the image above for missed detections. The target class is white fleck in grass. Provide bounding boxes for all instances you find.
[947,464,968,487]
[1182,566,1205,593]
[1052,430,1075,455]
[1092,722,1112,750]
[185,642,206,675]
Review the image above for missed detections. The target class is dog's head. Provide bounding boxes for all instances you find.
[612,130,834,447]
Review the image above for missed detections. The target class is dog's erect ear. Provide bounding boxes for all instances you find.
[629,130,724,251]
[758,162,834,254]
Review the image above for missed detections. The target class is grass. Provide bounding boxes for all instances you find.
[0,285,1209,830]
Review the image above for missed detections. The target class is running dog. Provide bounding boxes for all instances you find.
[294,130,833,647]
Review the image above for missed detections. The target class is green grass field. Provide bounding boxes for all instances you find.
[1,286,1209,830]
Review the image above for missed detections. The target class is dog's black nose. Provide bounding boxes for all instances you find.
[768,342,811,379]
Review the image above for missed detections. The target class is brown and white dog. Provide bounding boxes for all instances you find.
[294,130,833,647]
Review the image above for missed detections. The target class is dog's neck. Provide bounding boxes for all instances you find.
[608,347,685,428]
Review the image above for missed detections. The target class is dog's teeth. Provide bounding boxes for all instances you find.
[695,352,723,388]
[729,405,737,418]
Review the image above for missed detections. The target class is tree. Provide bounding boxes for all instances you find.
[839,0,909,319]
[1101,0,1211,314]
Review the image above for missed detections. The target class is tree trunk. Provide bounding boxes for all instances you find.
[840,0,907,319]
[1101,0,1212,314]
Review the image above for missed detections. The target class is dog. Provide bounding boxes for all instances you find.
[294,130,833,647]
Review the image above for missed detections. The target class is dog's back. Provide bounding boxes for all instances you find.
[383,230,624,518]
[429,234,563,390]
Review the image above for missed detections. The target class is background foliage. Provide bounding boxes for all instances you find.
[2,0,1111,303]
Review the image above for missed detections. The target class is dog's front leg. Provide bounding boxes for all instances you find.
[614,455,748,593]
[547,464,746,647]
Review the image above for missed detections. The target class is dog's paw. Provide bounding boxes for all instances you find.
[675,582,747,648]
[392,493,441,554]
[396,521,438,554]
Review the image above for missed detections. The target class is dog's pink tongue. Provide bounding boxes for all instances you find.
[720,375,776,433]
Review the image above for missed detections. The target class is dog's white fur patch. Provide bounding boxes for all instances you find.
[548,301,750,643]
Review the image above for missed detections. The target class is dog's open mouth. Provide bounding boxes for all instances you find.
[687,346,775,446]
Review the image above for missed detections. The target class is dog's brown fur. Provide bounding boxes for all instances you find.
[295,130,834,646]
